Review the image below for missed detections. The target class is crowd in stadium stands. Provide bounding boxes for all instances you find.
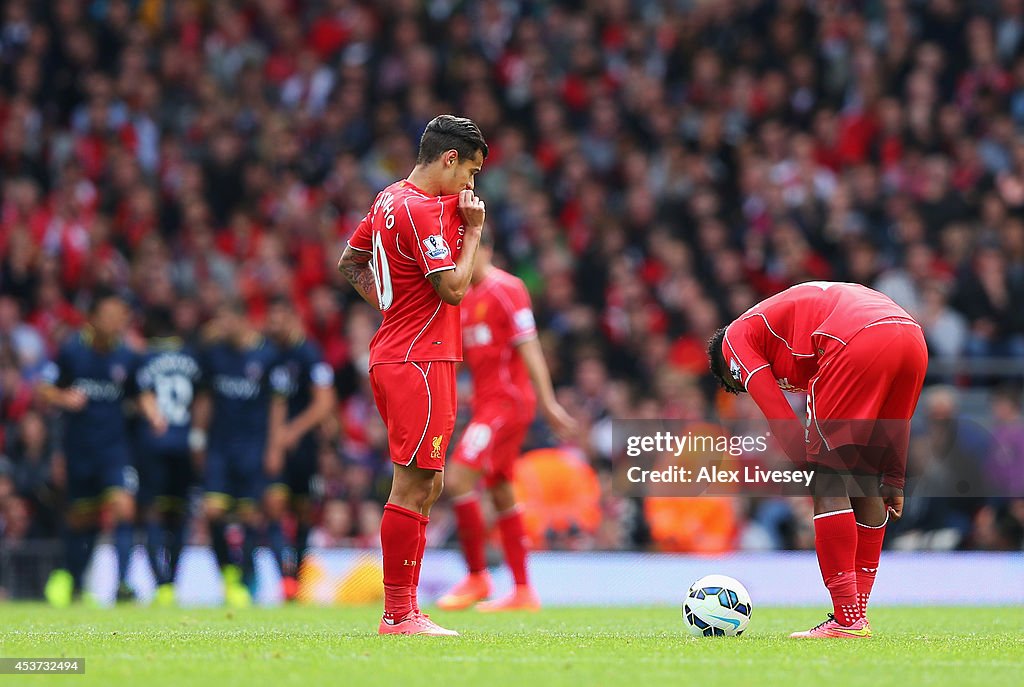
[1,0,1023,584]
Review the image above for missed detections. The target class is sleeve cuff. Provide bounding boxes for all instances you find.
[882,475,905,490]
[423,265,456,277]
[511,331,538,346]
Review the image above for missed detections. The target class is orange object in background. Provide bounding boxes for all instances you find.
[513,448,602,549]
[644,497,738,553]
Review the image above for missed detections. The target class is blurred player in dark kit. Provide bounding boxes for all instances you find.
[264,296,336,598]
[41,291,165,605]
[191,300,283,607]
[134,306,201,606]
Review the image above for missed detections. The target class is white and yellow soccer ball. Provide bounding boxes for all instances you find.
[682,574,752,637]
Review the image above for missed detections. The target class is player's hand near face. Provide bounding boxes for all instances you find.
[881,484,904,520]
[458,190,485,229]
[428,191,486,305]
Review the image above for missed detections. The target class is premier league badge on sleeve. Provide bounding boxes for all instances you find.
[422,235,451,260]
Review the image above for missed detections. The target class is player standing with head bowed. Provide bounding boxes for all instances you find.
[134,306,202,607]
[436,234,577,612]
[40,290,165,606]
[264,296,337,599]
[338,114,488,636]
[707,281,928,638]
[190,300,284,607]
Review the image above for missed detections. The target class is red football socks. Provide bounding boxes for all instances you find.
[855,513,888,617]
[453,495,488,574]
[497,508,529,586]
[411,516,428,613]
[381,503,426,622]
[813,509,862,626]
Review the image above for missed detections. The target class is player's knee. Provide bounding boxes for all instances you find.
[66,507,96,530]
[488,481,516,512]
[109,491,136,521]
[237,502,261,527]
[204,501,227,522]
[406,481,432,509]
[144,504,162,524]
[240,511,261,528]
[389,467,435,509]
[813,494,852,515]
[810,466,846,496]
[445,464,477,498]
[263,489,288,520]
[422,484,443,513]
[264,503,286,521]
[294,499,314,525]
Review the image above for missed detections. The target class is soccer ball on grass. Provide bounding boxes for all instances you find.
[681,574,752,637]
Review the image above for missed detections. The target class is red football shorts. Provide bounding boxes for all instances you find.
[451,403,532,487]
[369,361,457,471]
[806,320,928,478]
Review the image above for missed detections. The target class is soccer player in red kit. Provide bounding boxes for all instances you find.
[707,282,928,638]
[338,115,488,636]
[436,237,577,612]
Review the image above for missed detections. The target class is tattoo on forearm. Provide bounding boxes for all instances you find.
[429,273,442,291]
[339,253,378,305]
[347,265,377,297]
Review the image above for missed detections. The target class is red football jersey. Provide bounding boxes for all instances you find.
[348,180,465,367]
[723,281,915,397]
[722,282,920,468]
[461,268,538,413]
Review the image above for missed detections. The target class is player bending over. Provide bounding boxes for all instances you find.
[436,235,577,612]
[338,115,487,636]
[708,281,927,638]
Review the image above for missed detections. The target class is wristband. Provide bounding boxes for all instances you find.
[188,428,207,452]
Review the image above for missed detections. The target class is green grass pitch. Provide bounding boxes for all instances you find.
[1,605,1021,686]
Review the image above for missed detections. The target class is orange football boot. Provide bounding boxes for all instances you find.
[476,585,541,612]
[435,572,492,611]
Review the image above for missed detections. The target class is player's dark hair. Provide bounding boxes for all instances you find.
[992,383,1023,410]
[416,115,489,165]
[707,326,739,395]
[267,294,291,310]
[220,298,247,316]
[143,306,175,339]
[89,288,124,314]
